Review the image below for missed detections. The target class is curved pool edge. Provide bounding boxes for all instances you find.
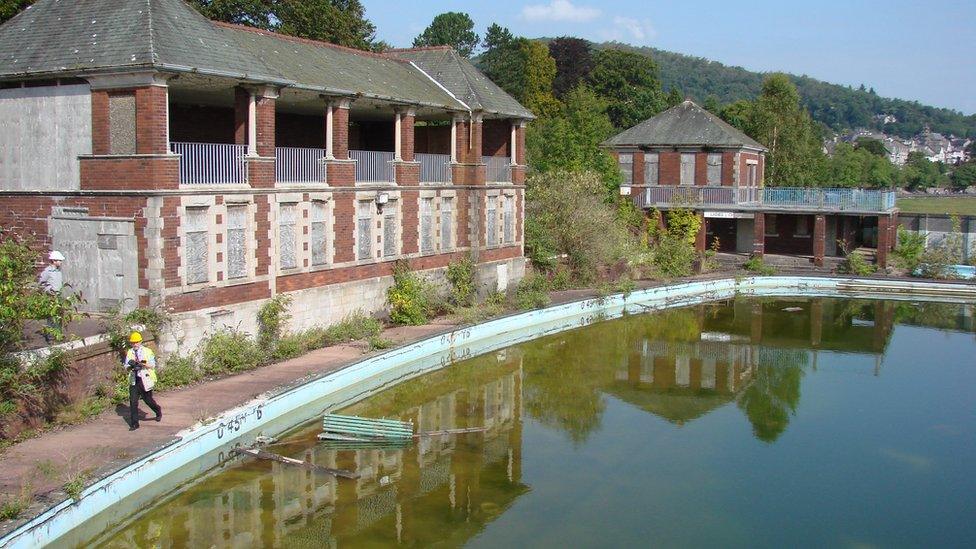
[3,276,975,548]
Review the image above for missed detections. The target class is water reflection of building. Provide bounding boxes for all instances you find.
[99,355,527,548]
[608,298,898,427]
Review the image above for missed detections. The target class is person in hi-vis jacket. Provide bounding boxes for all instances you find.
[124,331,162,430]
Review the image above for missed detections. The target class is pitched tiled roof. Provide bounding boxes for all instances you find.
[0,0,510,112]
[388,46,534,119]
[604,100,766,150]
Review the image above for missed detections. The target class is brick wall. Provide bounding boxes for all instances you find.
[401,190,420,255]
[414,125,451,154]
[695,152,708,186]
[170,104,236,143]
[255,95,275,157]
[660,152,680,185]
[80,156,180,190]
[632,152,645,185]
[135,86,169,154]
[400,113,415,162]
[332,104,349,159]
[349,120,394,151]
[276,112,325,148]
[90,91,110,155]
[721,152,734,186]
[764,214,815,255]
[516,125,526,165]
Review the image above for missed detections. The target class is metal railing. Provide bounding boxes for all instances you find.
[276,146,326,184]
[351,150,395,183]
[417,153,452,183]
[170,142,247,185]
[484,155,512,183]
[633,185,896,213]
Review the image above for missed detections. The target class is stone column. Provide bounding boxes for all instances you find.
[752,212,765,256]
[813,214,826,266]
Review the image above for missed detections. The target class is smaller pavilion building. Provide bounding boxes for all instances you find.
[604,101,897,267]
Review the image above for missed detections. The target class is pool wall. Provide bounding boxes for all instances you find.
[3,276,975,548]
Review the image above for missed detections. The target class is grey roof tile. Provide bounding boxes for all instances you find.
[604,100,766,150]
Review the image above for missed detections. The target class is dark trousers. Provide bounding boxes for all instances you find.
[129,377,161,427]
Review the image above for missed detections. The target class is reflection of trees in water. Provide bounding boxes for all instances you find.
[521,308,702,444]
[737,348,808,443]
[892,302,973,333]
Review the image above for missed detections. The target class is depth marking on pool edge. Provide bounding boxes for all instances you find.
[1,276,973,548]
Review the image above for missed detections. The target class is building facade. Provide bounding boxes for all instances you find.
[0,0,532,352]
[605,101,898,267]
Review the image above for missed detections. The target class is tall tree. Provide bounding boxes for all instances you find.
[702,95,721,114]
[665,87,683,108]
[480,32,559,117]
[276,0,377,50]
[190,0,274,29]
[412,12,479,57]
[548,37,594,99]
[587,49,665,129]
[745,74,825,186]
[854,137,888,157]
[482,23,513,51]
[526,84,619,188]
[0,0,33,25]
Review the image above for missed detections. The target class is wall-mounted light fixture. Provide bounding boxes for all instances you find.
[375,191,390,213]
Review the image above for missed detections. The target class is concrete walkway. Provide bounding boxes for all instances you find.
[0,318,459,518]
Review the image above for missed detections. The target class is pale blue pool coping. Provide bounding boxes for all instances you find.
[3,276,975,548]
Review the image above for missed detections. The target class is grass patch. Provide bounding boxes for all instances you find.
[897,197,976,216]
[743,256,777,276]
[0,482,32,521]
[63,469,92,502]
[365,335,396,353]
[320,312,383,346]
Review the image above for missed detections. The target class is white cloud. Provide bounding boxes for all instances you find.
[600,16,656,44]
[521,0,601,23]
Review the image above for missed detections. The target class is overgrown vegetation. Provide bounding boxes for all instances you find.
[445,255,477,307]
[915,216,965,279]
[104,305,170,352]
[514,273,553,310]
[743,256,777,276]
[649,208,700,278]
[838,241,877,276]
[893,227,927,273]
[0,481,32,521]
[387,260,438,325]
[257,295,292,350]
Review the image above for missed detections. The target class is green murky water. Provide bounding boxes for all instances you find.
[94,297,976,548]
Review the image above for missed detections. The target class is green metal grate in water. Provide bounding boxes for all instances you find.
[321,413,414,441]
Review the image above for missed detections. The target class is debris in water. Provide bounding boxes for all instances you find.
[782,307,803,312]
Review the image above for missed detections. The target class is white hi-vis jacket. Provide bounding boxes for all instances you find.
[124,346,157,391]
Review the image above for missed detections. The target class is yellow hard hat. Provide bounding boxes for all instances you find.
[129,331,143,343]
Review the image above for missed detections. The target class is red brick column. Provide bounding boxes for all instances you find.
[695,213,707,253]
[516,123,526,166]
[90,91,110,155]
[332,101,350,160]
[254,91,276,158]
[695,152,708,186]
[401,191,419,255]
[632,151,645,186]
[135,86,170,154]
[660,152,680,185]
[721,151,735,186]
[752,213,765,256]
[333,194,355,263]
[400,109,415,162]
[877,214,890,268]
[813,214,826,266]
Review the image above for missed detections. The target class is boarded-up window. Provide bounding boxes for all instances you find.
[310,201,328,266]
[747,163,758,186]
[440,197,453,251]
[279,203,297,270]
[357,201,372,260]
[184,207,209,284]
[680,153,696,185]
[765,214,778,236]
[109,93,136,154]
[707,154,722,186]
[226,205,247,279]
[383,201,398,257]
[795,216,810,237]
[504,196,516,244]
[644,153,659,185]
[618,153,633,185]
[486,197,498,246]
[420,197,434,254]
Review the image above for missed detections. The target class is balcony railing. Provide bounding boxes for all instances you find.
[276,146,326,184]
[484,155,512,183]
[171,142,247,185]
[633,185,896,213]
[351,150,395,183]
[417,153,452,183]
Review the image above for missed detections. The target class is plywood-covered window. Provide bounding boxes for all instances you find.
[706,153,722,186]
[486,196,498,247]
[310,201,329,266]
[109,93,136,154]
[503,195,514,244]
[226,205,248,279]
[278,203,298,270]
[680,153,696,185]
[440,197,453,252]
[357,201,373,261]
[618,153,633,185]
[420,197,434,254]
[383,200,399,258]
[643,153,659,185]
[184,207,209,285]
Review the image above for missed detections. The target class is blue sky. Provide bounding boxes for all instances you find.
[364,0,976,115]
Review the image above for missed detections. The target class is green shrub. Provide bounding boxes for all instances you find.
[366,335,395,352]
[257,295,292,349]
[743,256,777,276]
[547,267,572,291]
[63,470,91,502]
[0,482,32,520]
[893,227,926,272]
[514,273,552,310]
[387,260,436,325]
[199,329,264,375]
[445,255,477,307]
[837,240,876,276]
[322,312,383,345]
[155,354,201,391]
[104,305,171,353]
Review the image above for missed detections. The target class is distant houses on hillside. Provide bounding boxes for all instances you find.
[825,127,971,166]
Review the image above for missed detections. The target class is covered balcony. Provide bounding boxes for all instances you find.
[482,118,515,183]
[632,185,897,214]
